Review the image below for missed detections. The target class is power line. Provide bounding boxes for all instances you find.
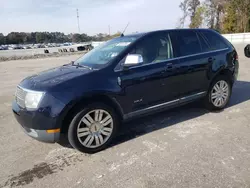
[76,9,80,33]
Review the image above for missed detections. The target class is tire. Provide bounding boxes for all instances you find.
[68,103,119,153]
[205,75,232,111]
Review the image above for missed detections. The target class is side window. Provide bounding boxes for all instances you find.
[176,31,202,57]
[201,30,227,50]
[197,33,210,52]
[128,33,173,65]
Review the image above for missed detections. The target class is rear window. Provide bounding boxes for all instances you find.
[176,31,201,56]
[201,30,228,50]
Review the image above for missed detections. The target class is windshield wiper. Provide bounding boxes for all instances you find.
[70,61,92,70]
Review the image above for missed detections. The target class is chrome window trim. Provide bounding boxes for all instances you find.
[176,48,228,60]
[114,48,228,73]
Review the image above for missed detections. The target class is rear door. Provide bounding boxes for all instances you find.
[172,30,213,98]
[199,30,233,81]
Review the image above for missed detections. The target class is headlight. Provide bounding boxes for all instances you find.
[25,91,45,109]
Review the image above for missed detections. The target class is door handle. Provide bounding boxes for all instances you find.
[166,63,173,70]
[208,57,215,63]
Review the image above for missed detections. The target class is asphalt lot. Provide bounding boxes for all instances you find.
[0,44,250,188]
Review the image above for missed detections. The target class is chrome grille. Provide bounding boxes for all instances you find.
[15,87,27,108]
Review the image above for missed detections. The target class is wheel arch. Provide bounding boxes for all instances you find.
[60,94,124,133]
[205,68,233,110]
[209,68,234,90]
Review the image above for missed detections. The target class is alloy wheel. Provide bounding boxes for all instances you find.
[211,80,230,108]
[77,109,113,148]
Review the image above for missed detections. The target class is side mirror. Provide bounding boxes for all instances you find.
[123,54,143,69]
[244,44,250,58]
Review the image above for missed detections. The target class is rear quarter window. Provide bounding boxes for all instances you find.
[201,30,228,50]
[197,33,210,52]
[175,30,202,57]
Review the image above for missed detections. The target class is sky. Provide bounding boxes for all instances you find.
[0,0,183,35]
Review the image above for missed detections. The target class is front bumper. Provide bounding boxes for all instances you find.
[21,124,59,143]
[12,95,66,143]
[13,108,60,143]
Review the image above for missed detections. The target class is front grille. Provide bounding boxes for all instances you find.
[15,87,27,108]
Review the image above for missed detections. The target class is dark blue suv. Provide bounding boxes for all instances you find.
[12,29,239,153]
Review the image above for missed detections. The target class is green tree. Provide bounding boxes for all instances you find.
[189,6,205,28]
[6,32,24,44]
[223,1,237,33]
[188,0,201,26]
[203,0,216,29]
[20,32,28,44]
[179,0,190,28]
[203,0,225,30]
[35,32,45,43]
[0,33,5,45]
[0,31,125,44]
[179,0,250,33]
[236,0,250,32]
[81,33,91,42]
[29,32,36,44]
[222,0,250,33]
[72,34,82,43]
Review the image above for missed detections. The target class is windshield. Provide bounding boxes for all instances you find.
[74,36,138,69]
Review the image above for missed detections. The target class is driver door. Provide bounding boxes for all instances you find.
[114,32,180,117]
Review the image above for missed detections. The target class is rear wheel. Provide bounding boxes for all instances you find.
[205,76,232,110]
[68,103,119,153]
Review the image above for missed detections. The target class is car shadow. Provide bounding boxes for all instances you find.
[111,80,250,146]
[58,80,250,150]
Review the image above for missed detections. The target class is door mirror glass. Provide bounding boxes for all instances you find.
[244,44,250,58]
[123,54,143,68]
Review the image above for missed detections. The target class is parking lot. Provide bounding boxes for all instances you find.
[0,44,249,188]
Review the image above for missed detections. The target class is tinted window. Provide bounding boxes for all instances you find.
[201,30,227,50]
[176,31,201,56]
[128,33,173,65]
[197,33,210,52]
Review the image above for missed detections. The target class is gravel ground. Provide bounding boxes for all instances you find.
[0,44,250,188]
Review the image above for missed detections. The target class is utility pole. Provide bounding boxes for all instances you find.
[108,25,111,36]
[76,9,80,33]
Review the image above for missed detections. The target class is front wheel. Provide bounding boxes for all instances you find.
[205,76,232,111]
[68,103,119,153]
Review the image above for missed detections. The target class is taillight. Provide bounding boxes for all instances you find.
[235,53,239,61]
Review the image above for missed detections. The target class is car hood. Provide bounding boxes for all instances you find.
[19,65,93,91]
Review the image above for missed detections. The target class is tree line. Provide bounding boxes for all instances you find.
[178,0,250,33]
[2,0,249,45]
[0,32,122,45]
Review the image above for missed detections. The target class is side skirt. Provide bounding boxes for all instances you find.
[123,91,207,120]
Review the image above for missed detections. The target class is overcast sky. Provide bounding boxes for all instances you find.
[1,0,183,35]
